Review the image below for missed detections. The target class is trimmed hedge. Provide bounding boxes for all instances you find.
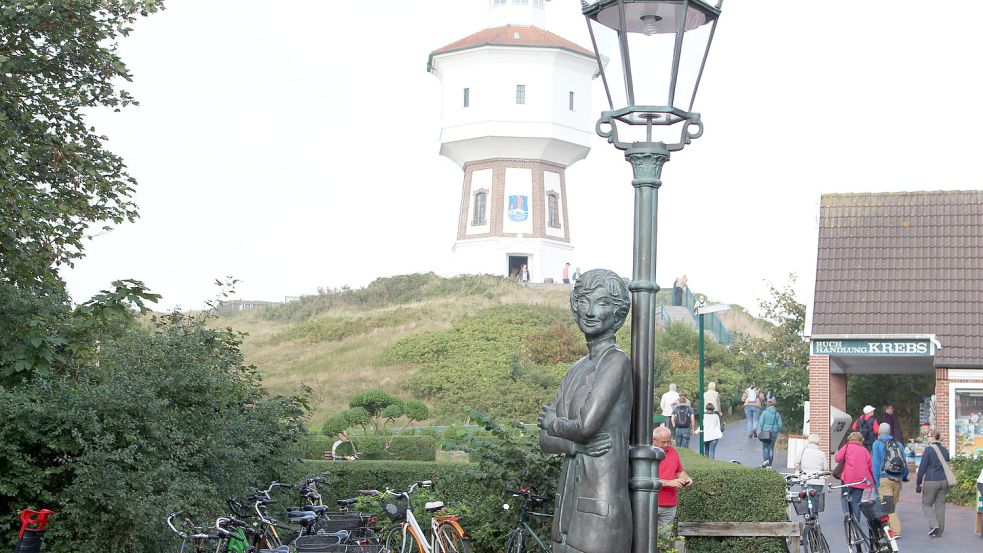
[675,449,788,553]
[291,451,788,553]
[302,434,436,461]
[289,459,474,504]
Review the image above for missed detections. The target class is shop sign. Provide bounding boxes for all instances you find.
[810,339,933,356]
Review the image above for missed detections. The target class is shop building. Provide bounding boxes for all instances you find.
[808,190,983,455]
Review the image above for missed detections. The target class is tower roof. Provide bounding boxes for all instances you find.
[429,25,595,68]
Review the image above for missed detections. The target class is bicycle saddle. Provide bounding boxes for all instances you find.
[424,501,445,512]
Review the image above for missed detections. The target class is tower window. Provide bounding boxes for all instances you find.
[569,91,575,111]
[494,0,506,4]
[547,193,560,229]
[516,84,525,105]
[463,87,469,108]
[513,0,529,4]
[532,0,544,6]
[473,190,487,226]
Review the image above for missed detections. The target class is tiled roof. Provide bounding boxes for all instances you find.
[431,25,595,59]
[811,191,983,367]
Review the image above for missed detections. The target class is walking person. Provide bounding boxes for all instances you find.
[704,381,721,413]
[758,399,782,468]
[871,422,908,537]
[671,393,696,449]
[852,405,880,451]
[796,433,829,494]
[742,384,763,438]
[834,432,875,522]
[879,404,905,445]
[701,403,723,459]
[659,383,680,436]
[916,430,951,538]
[561,262,571,284]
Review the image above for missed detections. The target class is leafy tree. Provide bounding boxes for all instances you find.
[349,389,402,435]
[1,0,164,290]
[736,275,810,430]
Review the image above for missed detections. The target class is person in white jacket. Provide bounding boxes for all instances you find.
[659,383,680,435]
[796,433,830,494]
[700,403,724,459]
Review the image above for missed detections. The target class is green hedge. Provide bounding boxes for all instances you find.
[290,451,788,553]
[950,456,983,506]
[301,434,436,461]
[673,450,788,553]
[289,459,474,505]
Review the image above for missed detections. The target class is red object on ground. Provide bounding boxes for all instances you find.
[18,510,54,540]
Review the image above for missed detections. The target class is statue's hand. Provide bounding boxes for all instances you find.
[537,406,557,434]
[576,432,613,457]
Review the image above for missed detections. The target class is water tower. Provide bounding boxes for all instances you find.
[427,0,596,282]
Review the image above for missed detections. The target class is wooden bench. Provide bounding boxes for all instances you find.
[675,521,802,553]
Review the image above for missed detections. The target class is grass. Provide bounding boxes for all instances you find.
[210,274,768,431]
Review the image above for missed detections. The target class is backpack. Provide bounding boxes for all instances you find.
[859,416,877,445]
[673,405,691,428]
[881,439,905,474]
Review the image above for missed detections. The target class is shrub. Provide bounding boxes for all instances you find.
[950,456,983,506]
[301,434,436,461]
[673,449,788,553]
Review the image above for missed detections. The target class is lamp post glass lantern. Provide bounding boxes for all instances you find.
[583,0,721,148]
[580,1,723,552]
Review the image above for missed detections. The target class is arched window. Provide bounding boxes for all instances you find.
[547,193,560,228]
[473,190,488,226]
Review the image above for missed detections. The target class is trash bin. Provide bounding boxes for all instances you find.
[13,509,53,553]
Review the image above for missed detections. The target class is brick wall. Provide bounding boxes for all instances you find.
[935,367,949,445]
[809,355,831,455]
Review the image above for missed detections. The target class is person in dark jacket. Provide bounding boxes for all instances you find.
[915,430,951,538]
[852,405,880,450]
[879,404,904,446]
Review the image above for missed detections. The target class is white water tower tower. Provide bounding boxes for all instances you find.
[427,0,597,282]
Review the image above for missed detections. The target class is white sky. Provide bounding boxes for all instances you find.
[64,0,983,319]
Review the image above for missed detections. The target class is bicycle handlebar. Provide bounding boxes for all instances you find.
[503,487,550,503]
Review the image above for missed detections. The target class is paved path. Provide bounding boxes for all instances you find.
[682,417,980,551]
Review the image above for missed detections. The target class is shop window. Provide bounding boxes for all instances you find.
[516,84,525,105]
[954,388,983,456]
[463,87,469,108]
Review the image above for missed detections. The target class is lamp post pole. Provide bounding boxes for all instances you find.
[625,143,670,553]
[698,311,705,455]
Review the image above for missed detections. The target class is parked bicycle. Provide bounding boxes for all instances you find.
[781,471,831,553]
[360,480,471,553]
[502,487,552,553]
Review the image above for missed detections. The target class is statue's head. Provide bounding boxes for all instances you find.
[569,269,630,338]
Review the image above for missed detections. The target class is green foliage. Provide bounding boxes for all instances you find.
[524,323,586,365]
[674,449,789,552]
[733,276,810,430]
[0,0,164,289]
[299,434,436,461]
[349,388,403,435]
[949,456,983,506]
[654,322,744,411]
[268,307,428,344]
[386,304,578,421]
[0,308,308,553]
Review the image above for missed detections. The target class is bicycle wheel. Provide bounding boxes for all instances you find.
[844,518,869,553]
[436,522,471,553]
[504,529,524,553]
[384,525,425,553]
[803,524,830,553]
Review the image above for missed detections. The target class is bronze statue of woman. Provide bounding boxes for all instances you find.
[537,268,632,553]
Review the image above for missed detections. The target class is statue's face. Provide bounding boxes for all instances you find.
[574,286,619,338]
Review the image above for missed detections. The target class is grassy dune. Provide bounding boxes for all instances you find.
[214,274,764,430]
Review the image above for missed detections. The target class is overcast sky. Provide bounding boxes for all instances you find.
[64,0,983,320]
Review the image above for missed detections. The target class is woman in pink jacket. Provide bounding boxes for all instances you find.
[834,431,875,520]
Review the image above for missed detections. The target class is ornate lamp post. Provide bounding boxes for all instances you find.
[580,1,722,551]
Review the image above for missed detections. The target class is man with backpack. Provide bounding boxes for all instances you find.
[671,393,696,448]
[871,422,908,537]
[852,404,880,450]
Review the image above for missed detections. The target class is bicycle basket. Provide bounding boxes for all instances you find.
[313,518,364,534]
[860,496,894,519]
[293,534,344,552]
[382,498,406,522]
[791,492,825,515]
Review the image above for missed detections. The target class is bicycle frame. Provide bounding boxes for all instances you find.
[514,521,551,552]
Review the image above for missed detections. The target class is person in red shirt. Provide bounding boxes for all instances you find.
[653,426,693,531]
